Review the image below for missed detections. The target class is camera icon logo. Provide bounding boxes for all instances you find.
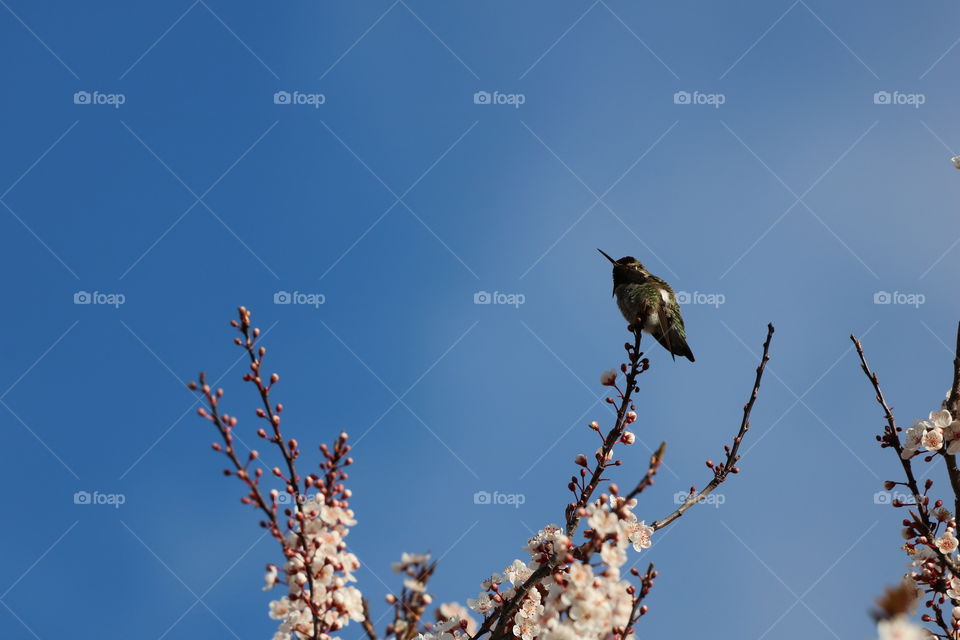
[873,91,892,105]
[473,490,492,504]
[74,490,91,504]
[73,91,91,105]
[274,291,291,304]
[473,291,492,304]
[673,91,691,105]
[873,490,891,504]
[675,291,691,305]
[274,91,291,105]
[74,291,91,304]
[873,291,892,304]
[473,91,491,105]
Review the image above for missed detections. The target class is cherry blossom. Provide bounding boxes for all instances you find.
[877,615,933,640]
[936,530,958,555]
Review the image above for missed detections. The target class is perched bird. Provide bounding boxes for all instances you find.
[598,249,695,362]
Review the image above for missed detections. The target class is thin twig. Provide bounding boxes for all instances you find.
[653,323,774,531]
[361,598,378,640]
[850,332,960,577]
[626,442,666,501]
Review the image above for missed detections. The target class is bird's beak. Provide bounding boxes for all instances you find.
[597,248,616,264]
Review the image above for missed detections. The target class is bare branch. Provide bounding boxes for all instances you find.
[653,323,774,531]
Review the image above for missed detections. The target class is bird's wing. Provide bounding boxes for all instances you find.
[655,303,676,361]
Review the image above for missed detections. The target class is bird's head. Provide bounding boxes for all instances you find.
[597,249,648,274]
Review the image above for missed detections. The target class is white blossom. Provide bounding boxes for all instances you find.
[877,615,932,640]
[936,531,958,555]
[267,494,364,639]
[902,421,926,459]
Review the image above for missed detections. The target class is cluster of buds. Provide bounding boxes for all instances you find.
[388,553,439,640]
[566,334,650,536]
[189,309,772,640]
[853,331,960,640]
[191,308,365,640]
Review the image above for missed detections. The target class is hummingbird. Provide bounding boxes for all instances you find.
[598,249,695,362]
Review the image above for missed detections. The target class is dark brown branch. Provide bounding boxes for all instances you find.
[565,328,648,536]
[943,322,960,520]
[473,330,649,640]
[626,442,666,501]
[947,322,960,417]
[850,332,960,577]
[234,307,323,638]
[474,324,774,640]
[192,375,280,535]
[653,323,774,531]
[622,563,656,638]
[361,598,378,640]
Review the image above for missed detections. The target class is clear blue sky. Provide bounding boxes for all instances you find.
[2,2,959,639]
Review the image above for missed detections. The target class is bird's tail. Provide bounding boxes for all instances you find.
[654,329,695,362]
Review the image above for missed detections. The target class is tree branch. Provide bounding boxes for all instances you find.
[653,323,774,531]
[850,332,960,577]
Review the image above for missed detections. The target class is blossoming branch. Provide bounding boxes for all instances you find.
[853,323,960,640]
[188,308,774,640]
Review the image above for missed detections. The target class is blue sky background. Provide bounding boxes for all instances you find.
[2,2,960,639]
